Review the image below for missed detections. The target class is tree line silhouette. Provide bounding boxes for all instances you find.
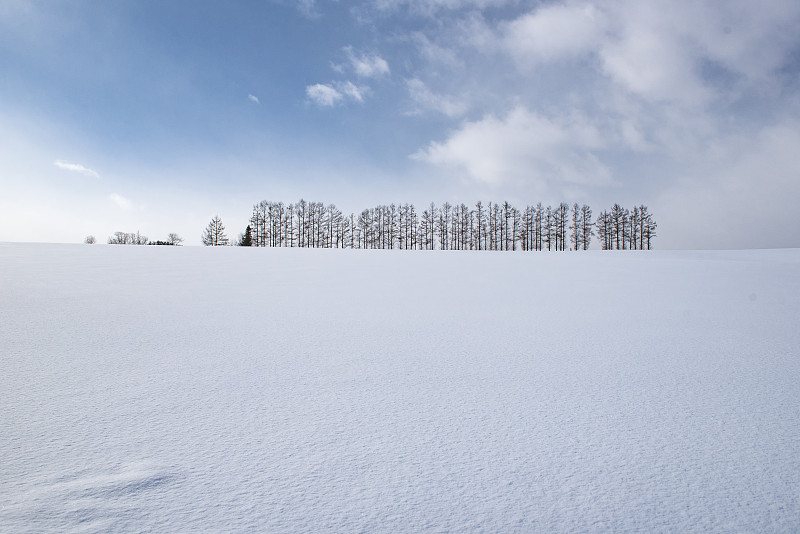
[206,200,656,250]
[104,231,184,246]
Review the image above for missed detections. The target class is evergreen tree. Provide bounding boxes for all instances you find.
[239,225,252,246]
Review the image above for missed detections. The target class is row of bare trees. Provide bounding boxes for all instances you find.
[595,204,657,250]
[228,200,656,250]
[105,231,184,245]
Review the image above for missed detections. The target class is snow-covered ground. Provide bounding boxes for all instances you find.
[1,243,799,533]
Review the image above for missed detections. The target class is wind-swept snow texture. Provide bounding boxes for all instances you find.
[2,243,799,533]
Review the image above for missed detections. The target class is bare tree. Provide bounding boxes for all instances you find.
[510,204,521,251]
[420,203,437,250]
[521,206,533,251]
[84,235,96,244]
[570,203,581,251]
[167,233,184,246]
[474,201,485,250]
[108,231,148,245]
[108,231,129,244]
[595,210,612,250]
[610,203,626,250]
[544,206,553,251]
[202,215,228,246]
[555,202,569,251]
[533,203,543,251]
[437,202,451,250]
[642,206,657,249]
[580,204,593,250]
[409,204,418,250]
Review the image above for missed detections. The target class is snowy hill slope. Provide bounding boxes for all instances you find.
[1,243,799,532]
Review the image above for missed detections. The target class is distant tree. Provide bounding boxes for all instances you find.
[338,210,351,248]
[108,231,128,244]
[641,206,657,249]
[521,206,534,251]
[556,202,569,251]
[238,226,252,247]
[580,204,593,250]
[510,204,521,251]
[409,204,418,250]
[610,203,627,250]
[501,201,512,250]
[488,202,500,250]
[357,209,371,249]
[420,203,437,250]
[543,205,553,251]
[456,203,472,250]
[108,231,148,245]
[133,231,148,245]
[570,203,582,251]
[84,235,96,244]
[202,215,228,246]
[474,201,485,250]
[437,202,451,250]
[168,233,184,246]
[533,203,544,251]
[595,210,612,250]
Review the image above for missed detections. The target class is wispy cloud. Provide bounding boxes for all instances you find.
[338,81,366,102]
[309,46,386,108]
[406,78,466,117]
[109,193,131,210]
[306,81,368,107]
[343,46,390,78]
[295,0,319,18]
[53,160,99,178]
[247,94,260,104]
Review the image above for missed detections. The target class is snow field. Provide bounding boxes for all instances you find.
[1,244,799,532]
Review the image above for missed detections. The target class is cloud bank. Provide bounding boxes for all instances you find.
[401,0,800,248]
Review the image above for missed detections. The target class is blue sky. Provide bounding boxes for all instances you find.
[1,0,799,248]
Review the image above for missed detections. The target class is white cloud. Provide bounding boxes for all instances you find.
[248,94,260,104]
[344,46,390,78]
[311,47,386,108]
[109,193,131,210]
[595,0,800,106]
[53,160,100,178]
[306,83,343,107]
[496,0,800,109]
[306,81,369,107]
[413,106,612,191]
[598,4,710,106]
[504,3,605,63]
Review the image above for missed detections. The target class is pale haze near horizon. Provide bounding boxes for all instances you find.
[1,0,798,248]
